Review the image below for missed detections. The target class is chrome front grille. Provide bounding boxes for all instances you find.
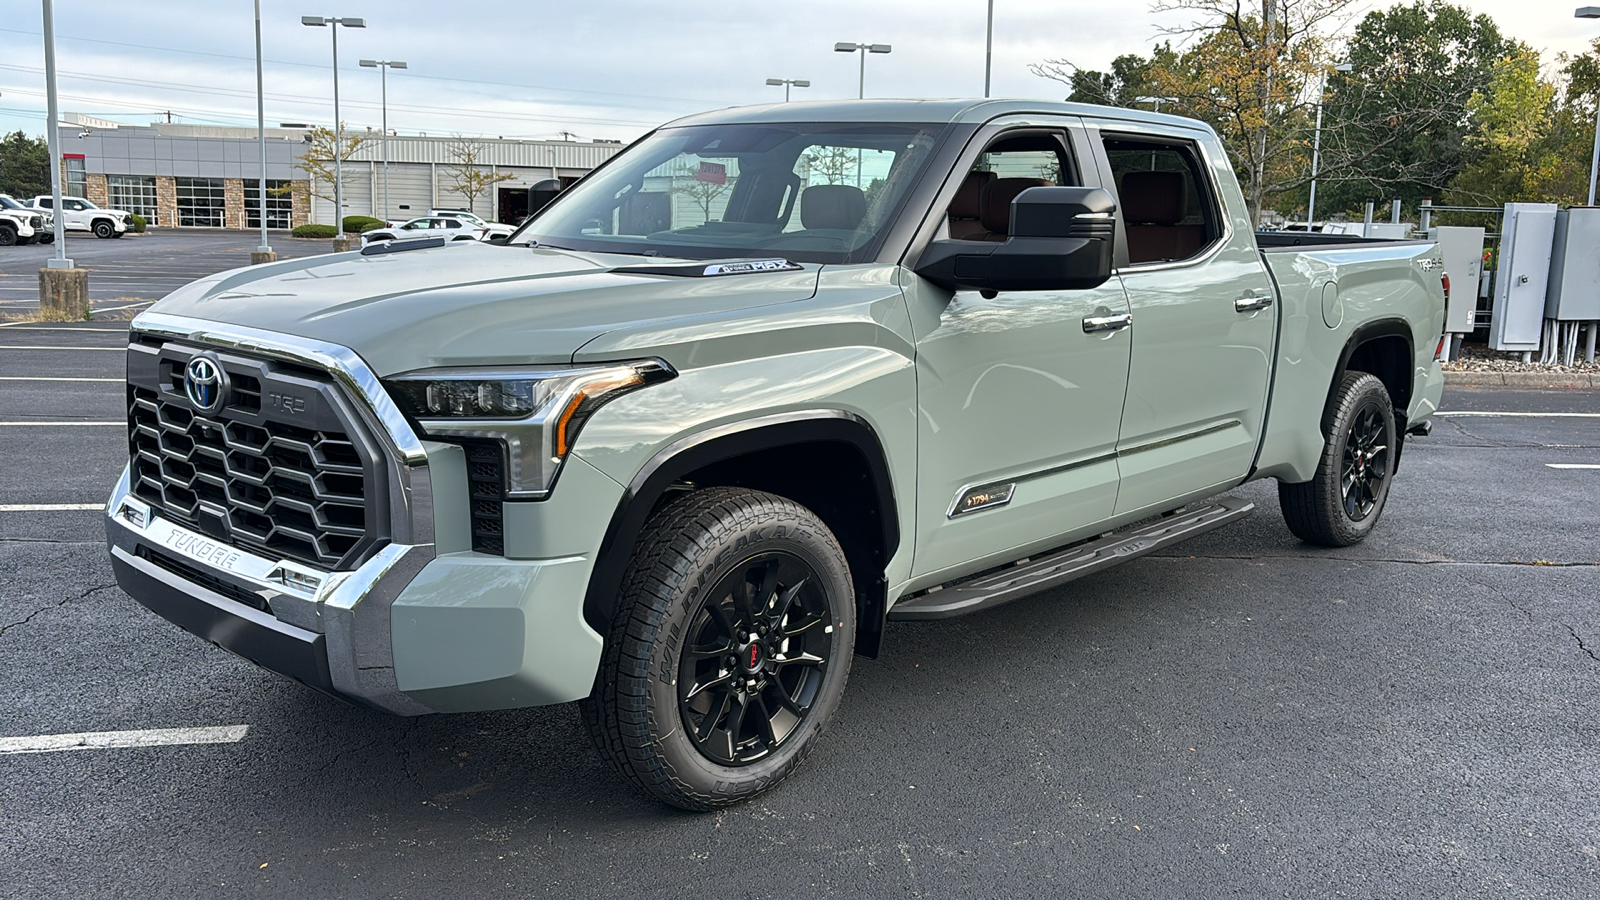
[126,338,388,570]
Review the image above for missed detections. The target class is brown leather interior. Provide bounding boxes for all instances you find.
[973,177,1052,241]
[946,170,995,240]
[800,184,867,231]
[1121,170,1208,263]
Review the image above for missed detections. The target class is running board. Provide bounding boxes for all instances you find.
[887,497,1254,621]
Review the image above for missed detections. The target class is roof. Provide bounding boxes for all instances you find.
[663,98,1215,134]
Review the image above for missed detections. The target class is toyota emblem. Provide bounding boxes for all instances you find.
[183,354,228,413]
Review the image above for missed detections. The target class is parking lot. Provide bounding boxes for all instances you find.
[2,238,1600,897]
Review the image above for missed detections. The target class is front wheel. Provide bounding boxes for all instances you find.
[1278,371,1397,546]
[581,487,855,811]
[92,220,115,239]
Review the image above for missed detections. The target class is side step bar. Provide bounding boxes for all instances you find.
[887,497,1254,621]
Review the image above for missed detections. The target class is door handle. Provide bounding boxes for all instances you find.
[1082,313,1133,333]
[1234,295,1274,312]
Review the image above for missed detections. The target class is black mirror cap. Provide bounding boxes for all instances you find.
[529,178,563,216]
[914,186,1117,293]
[1010,186,1116,239]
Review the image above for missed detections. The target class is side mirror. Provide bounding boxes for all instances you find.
[914,186,1116,293]
[486,234,509,245]
[529,178,563,217]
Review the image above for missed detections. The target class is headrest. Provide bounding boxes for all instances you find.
[979,178,1052,233]
[1121,170,1188,226]
[950,170,995,219]
[800,184,867,231]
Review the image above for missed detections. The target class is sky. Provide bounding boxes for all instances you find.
[1,0,1597,144]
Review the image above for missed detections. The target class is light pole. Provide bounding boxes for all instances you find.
[984,0,994,98]
[1579,7,1600,205]
[360,58,406,221]
[1306,62,1353,230]
[834,42,892,99]
[1134,95,1177,112]
[252,0,274,262]
[764,78,810,102]
[41,0,68,267]
[302,15,365,237]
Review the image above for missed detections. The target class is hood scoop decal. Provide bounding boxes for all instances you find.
[360,236,448,256]
[614,258,805,278]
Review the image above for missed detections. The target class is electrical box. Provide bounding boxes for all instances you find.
[1489,202,1557,352]
[1434,226,1485,333]
[1546,207,1600,321]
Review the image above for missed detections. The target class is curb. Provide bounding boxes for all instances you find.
[1444,370,1596,389]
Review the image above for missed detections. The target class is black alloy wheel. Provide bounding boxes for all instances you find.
[1278,371,1397,546]
[0,226,15,247]
[677,552,836,766]
[92,220,115,239]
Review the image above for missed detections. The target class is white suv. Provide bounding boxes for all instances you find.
[426,208,515,240]
[30,195,133,238]
[0,194,52,245]
[360,216,486,247]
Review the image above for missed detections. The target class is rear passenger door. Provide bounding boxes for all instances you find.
[1086,124,1277,516]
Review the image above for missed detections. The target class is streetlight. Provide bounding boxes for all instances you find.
[1578,7,1600,205]
[1134,95,1178,112]
[984,0,994,98]
[301,14,365,239]
[834,42,892,99]
[252,0,274,262]
[360,58,406,221]
[1306,62,1353,230]
[764,78,810,102]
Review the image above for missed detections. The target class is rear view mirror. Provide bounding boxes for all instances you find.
[915,186,1116,293]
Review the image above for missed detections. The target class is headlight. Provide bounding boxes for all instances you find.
[384,360,673,498]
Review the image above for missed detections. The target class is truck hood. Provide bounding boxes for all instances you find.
[139,241,821,376]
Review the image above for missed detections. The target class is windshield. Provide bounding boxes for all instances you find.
[0,196,21,210]
[512,121,947,264]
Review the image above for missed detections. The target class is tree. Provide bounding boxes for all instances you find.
[801,146,858,184]
[670,159,733,223]
[1032,51,1168,107]
[0,131,50,198]
[1316,1,1521,213]
[1448,48,1588,206]
[291,124,368,214]
[442,137,516,210]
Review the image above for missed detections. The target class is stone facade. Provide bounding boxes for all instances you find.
[290,182,310,229]
[223,178,246,230]
[155,176,178,229]
[84,173,109,208]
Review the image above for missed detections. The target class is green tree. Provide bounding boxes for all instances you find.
[1316,1,1521,213]
[1032,52,1167,107]
[0,131,50,198]
[1448,47,1594,206]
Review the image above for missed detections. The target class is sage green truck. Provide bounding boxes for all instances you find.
[106,99,1446,809]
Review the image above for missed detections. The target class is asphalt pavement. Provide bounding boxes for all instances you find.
[2,314,1599,897]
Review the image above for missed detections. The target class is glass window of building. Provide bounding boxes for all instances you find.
[64,157,86,197]
[107,175,159,225]
[174,177,226,227]
[244,180,293,230]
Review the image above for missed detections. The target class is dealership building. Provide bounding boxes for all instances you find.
[52,113,623,229]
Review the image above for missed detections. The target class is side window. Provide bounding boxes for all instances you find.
[1101,137,1220,265]
[37,198,53,209]
[67,200,86,211]
[944,132,1076,242]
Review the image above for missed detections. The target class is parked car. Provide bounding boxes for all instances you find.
[359,215,485,247]
[29,195,132,238]
[108,99,1446,812]
[0,194,51,245]
[427,208,515,240]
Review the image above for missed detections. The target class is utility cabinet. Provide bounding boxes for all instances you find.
[1489,202,1557,352]
[1546,207,1600,321]
[1434,226,1485,334]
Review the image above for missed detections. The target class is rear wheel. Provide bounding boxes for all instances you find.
[1278,371,1396,546]
[581,487,855,810]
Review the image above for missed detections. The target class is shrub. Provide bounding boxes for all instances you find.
[342,215,386,234]
[130,214,147,233]
[292,223,338,238]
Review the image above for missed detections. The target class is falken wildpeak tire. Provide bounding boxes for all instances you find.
[1278,371,1397,547]
[580,487,856,811]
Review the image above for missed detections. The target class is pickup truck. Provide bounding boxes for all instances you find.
[0,194,51,245]
[30,195,132,238]
[106,99,1445,811]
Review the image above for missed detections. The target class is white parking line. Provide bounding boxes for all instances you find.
[0,725,249,755]
[1546,464,1600,470]
[0,346,124,352]
[0,421,122,426]
[0,326,127,333]
[0,377,122,383]
[0,503,103,512]
[1438,411,1600,418]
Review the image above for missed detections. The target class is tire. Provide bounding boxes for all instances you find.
[92,220,115,239]
[581,487,856,811]
[110,230,125,238]
[0,226,15,246]
[1278,371,1397,546]
[39,234,53,244]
